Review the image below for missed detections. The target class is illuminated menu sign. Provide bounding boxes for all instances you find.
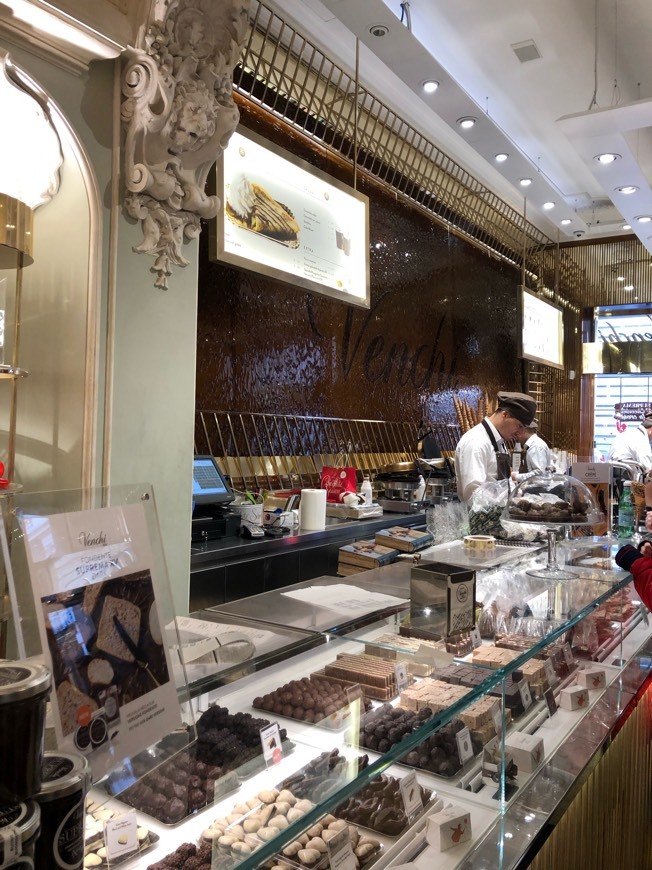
[211,129,370,307]
[519,286,564,369]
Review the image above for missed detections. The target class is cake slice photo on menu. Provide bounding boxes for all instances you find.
[338,540,399,569]
[226,173,300,248]
[375,526,434,553]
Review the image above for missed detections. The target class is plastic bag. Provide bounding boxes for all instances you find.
[468,480,510,536]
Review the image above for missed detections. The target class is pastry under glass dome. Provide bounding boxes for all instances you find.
[503,469,602,581]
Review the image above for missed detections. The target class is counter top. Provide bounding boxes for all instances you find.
[190,509,426,566]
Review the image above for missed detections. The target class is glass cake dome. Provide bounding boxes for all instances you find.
[503,469,602,581]
[505,469,600,525]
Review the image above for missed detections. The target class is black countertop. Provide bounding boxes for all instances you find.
[190,510,427,568]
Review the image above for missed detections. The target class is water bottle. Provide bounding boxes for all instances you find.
[617,481,635,538]
[360,475,373,505]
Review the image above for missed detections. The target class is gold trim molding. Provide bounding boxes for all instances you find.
[0,194,33,261]
[120,0,250,289]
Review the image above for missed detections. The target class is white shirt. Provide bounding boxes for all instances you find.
[454,418,506,503]
[513,432,552,482]
[607,424,652,471]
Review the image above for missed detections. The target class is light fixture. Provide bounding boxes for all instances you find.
[616,185,638,194]
[617,276,625,281]
[457,116,476,129]
[561,219,571,225]
[495,152,508,163]
[623,224,632,230]
[625,285,634,291]
[421,80,439,94]
[519,178,532,187]
[594,153,620,164]
[542,201,555,210]
[369,23,389,37]
[636,215,652,223]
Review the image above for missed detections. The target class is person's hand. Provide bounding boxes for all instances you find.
[511,472,518,482]
[646,512,652,532]
[639,540,652,557]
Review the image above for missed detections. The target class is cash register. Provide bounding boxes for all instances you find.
[191,455,241,542]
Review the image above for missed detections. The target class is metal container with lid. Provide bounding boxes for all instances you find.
[34,751,90,870]
[0,800,41,867]
[0,660,51,802]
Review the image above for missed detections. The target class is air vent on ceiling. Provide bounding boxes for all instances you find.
[511,40,541,63]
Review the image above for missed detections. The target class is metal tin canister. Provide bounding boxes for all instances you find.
[0,800,41,867]
[0,661,51,802]
[33,751,90,870]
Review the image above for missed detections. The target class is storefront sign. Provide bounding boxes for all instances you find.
[212,128,370,307]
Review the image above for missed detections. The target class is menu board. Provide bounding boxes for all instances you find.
[211,128,370,307]
[519,286,564,369]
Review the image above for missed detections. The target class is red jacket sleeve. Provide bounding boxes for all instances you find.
[629,558,652,611]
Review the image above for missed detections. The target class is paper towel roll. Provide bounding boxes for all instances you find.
[300,488,327,530]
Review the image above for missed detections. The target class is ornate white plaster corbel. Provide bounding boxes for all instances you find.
[121,0,250,288]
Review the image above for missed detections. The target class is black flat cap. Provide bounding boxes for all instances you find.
[497,391,537,426]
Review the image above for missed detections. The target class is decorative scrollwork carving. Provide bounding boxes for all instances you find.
[121,0,249,288]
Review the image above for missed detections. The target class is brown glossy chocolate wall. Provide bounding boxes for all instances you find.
[197,108,523,425]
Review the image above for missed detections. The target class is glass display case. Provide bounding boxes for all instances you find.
[82,539,652,870]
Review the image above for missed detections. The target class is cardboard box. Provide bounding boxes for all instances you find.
[410,561,476,639]
[560,685,589,711]
[577,668,607,690]
[505,731,545,772]
[425,804,472,852]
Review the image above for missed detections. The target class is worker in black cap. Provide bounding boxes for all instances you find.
[607,409,652,473]
[454,390,537,503]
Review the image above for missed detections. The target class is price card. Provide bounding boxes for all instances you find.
[327,827,356,870]
[260,722,283,767]
[544,687,558,717]
[394,662,409,694]
[543,658,557,687]
[470,626,482,649]
[104,811,138,862]
[213,770,239,801]
[563,643,575,668]
[490,701,503,736]
[399,770,423,820]
[416,644,454,668]
[455,725,474,765]
[518,679,533,711]
[0,825,20,868]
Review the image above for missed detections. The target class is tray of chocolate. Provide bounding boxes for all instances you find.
[434,663,532,719]
[84,801,159,866]
[107,741,237,825]
[147,842,233,870]
[507,493,589,523]
[267,816,381,869]
[398,625,475,657]
[357,704,483,779]
[253,677,367,729]
[195,705,294,779]
[470,646,551,700]
[333,772,432,837]
[276,748,370,803]
[313,652,411,701]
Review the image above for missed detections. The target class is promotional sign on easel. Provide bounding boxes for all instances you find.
[16,497,182,780]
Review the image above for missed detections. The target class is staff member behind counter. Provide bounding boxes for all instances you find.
[454,391,537,503]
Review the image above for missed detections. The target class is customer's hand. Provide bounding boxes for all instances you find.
[640,540,652,557]
[646,512,652,532]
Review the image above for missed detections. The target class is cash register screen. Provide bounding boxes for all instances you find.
[192,456,234,506]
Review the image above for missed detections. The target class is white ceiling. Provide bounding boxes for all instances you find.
[271,0,652,249]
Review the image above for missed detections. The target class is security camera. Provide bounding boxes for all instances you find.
[573,230,586,238]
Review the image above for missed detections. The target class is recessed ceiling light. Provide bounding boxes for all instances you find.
[421,80,439,94]
[457,116,476,129]
[543,201,555,210]
[519,178,532,187]
[623,224,632,230]
[616,185,638,194]
[594,153,621,164]
[617,276,625,281]
[495,152,508,163]
[636,215,652,223]
[625,284,634,291]
[561,219,571,225]
[369,23,389,37]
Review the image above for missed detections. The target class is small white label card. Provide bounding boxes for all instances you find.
[399,770,423,819]
[456,726,474,765]
[518,679,533,711]
[328,827,356,870]
[104,810,139,862]
[260,722,283,767]
[544,687,558,717]
[490,700,503,735]
[415,644,454,668]
[470,627,482,649]
[563,643,575,667]
[543,658,557,686]
[394,662,409,694]
[213,770,239,801]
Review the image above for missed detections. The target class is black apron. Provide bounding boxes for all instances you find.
[481,420,512,483]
